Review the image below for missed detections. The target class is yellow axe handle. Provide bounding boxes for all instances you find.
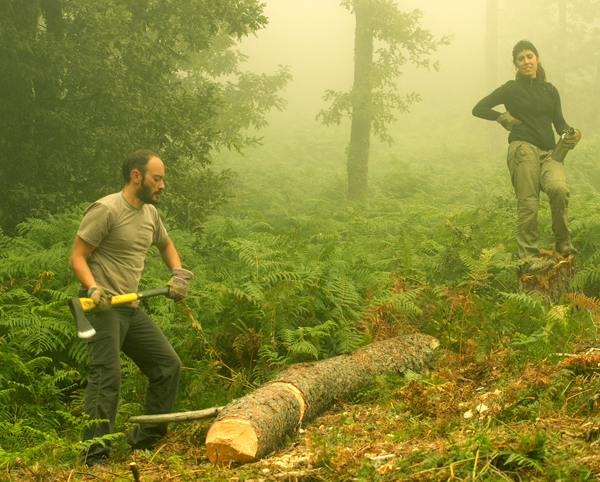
[80,287,171,311]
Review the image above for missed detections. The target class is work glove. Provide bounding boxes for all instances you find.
[563,128,581,149]
[167,268,194,302]
[496,111,522,131]
[88,285,111,311]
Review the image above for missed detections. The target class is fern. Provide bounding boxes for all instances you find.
[3,137,600,466]
[501,291,544,310]
[565,292,600,315]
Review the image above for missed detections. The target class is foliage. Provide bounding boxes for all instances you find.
[0,209,84,462]
[2,80,600,478]
[0,0,291,232]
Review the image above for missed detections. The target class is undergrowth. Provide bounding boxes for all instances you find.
[2,129,600,480]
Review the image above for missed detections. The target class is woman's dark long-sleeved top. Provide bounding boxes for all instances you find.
[472,76,570,151]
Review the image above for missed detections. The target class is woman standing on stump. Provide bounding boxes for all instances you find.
[472,39,581,274]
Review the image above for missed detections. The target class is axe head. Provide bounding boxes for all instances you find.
[68,297,97,339]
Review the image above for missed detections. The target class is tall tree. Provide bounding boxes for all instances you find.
[318,0,451,200]
[571,0,600,131]
[486,0,501,153]
[556,0,567,92]
[0,0,291,232]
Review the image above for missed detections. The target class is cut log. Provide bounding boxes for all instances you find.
[518,249,578,303]
[206,383,302,464]
[205,333,439,465]
[128,406,223,424]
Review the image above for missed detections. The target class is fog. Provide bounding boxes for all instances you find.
[239,1,486,106]
[220,0,595,163]
[234,0,489,154]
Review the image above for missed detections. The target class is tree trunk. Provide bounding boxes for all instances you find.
[586,53,600,132]
[205,333,439,465]
[34,0,64,103]
[485,0,501,154]
[347,0,374,200]
[555,0,567,93]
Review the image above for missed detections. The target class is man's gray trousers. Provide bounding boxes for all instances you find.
[80,303,181,464]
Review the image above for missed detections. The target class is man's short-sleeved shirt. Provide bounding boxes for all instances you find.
[77,191,168,303]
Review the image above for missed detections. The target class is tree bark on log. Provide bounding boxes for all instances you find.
[205,333,439,465]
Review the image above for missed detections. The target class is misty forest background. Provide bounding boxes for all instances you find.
[2,0,600,473]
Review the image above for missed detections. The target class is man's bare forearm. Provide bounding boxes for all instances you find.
[70,256,96,290]
[69,235,97,290]
[158,238,182,271]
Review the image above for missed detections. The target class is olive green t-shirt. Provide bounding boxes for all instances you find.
[77,192,168,305]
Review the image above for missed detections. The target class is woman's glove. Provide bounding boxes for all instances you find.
[167,268,194,302]
[496,111,522,131]
[88,285,111,311]
[563,128,581,149]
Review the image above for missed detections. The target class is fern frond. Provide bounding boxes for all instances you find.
[565,292,600,314]
[501,291,544,309]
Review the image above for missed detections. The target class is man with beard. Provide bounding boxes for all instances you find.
[69,149,193,466]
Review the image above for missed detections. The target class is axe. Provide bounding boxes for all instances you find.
[68,286,170,339]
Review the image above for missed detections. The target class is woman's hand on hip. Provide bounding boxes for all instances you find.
[496,112,522,131]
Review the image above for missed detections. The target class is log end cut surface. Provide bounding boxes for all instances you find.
[205,417,258,465]
[206,383,301,464]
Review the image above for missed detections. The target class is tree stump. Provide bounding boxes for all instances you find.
[518,249,578,303]
[205,333,439,465]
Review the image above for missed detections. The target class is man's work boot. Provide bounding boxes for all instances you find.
[556,241,578,257]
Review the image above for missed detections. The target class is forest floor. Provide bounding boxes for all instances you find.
[4,130,600,481]
[6,346,600,482]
